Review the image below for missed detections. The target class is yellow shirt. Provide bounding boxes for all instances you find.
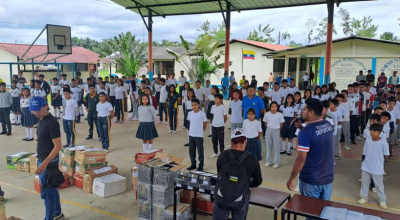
[239,79,245,87]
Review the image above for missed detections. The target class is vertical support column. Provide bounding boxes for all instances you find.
[295,57,300,88]
[324,0,335,84]
[224,2,231,75]
[306,58,310,74]
[319,57,325,86]
[72,63,75,78]
[284,57,289,79]
[148,9,153,81]
[9,64,13,85]
[109,63,112,77]
[371,57,377,75]
[57,64,60,80]
[31,59,34,79]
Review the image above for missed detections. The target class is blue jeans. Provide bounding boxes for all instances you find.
[159,103,167,122]
[97,116,111,150]
[38,158,62,220]
[62,119,75,146]
[213,194,250,220]
[299,181,332,220]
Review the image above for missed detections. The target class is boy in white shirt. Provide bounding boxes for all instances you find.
[229,90,243,130]
[210,94,227,158]
[358,123,389,209]
[269,82,284,105]
[70,79,82,123]
[194,80,205,111]
[279,79,291,99]
[289,79,299,95]
[187,99,208,171]
[339,91,354,151]
[329,99,343,160]
[203,80,212,113]
[62,88,78,148]
[386,98,398,159]
[263,101,285,168]
[158,78,168,124]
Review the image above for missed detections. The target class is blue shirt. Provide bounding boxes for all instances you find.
[276,76,282,84]
[298,119,334,185]
[242,95,265,119]
[222,77,229,87]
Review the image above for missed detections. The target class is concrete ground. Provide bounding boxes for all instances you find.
[1,101,399,220]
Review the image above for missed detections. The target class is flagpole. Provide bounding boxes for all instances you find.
[242,48,243,74]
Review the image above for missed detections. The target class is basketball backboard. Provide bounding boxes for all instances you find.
[46,24,72,54]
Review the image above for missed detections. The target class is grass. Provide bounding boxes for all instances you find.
[99,70,110,78]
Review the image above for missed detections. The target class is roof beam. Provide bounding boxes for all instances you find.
[218,0,226,25]
[128,0,166,18]
[126,0,218,9]
[134,0,149,31]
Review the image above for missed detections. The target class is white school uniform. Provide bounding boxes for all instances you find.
[107,83,117,96]
[194,87,205,101]
[280,105,295,117]
[263,111,285,129]
[33,88,46,98]
[10,88,21,97]
[243,119,262,139]
[70,86,81,101]
[229,100,243,123]
[279,87,291,98]
[211,105,227,127]
[159,85,168,103]
[63,98,78,120]
[115,86,125,100]
[362,138,389,175]
[187,110,208,138]
[269,90,284,105]
[60,79,70,87]
[51,85,61,94]
[96,102,113,117]
[289,87,299,95]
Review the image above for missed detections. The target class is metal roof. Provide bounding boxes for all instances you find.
[111,0,372,17]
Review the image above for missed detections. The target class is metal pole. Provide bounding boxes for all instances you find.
[20,26,47,60]
[148,9,153,82]
[224,2,231,75]
[57,64,60,80]
[9,64,13,85]
[72,63,75,78]
[324,0,334,84]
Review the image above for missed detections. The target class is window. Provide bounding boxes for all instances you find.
[75,63,88,71]
[273,59,285,72]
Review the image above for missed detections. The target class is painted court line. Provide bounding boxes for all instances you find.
[0,180,131,220]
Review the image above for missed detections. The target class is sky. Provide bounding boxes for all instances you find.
[0,0,399,46]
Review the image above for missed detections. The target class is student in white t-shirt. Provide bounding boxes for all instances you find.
[210,94,227,158]
[279,79,291,99]
[387,99,398,152]
[96,92,114,151]
[328,99,343,161]
[338,91,354,151]
[158,78,168,124]
[62,88,78,147]
[243,108,262,161]
[203,80,212,113]
[312,86,323,100]
[229,90,243,130]
[114,80,127,123]
[358,123,389,209]
[263,101,285,168]
[303,73,309,89]
[269,82,284,105]
[186,99,208,171]
[194,80,205,111]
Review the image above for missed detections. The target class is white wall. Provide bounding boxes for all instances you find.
[0,49,18,86]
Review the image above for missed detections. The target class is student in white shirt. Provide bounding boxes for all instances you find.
[387,98,398,158]
[122,76,130,113]
[166,73,178,88]
[358,123,389,209]
[135,94,158,151]
[51,78,62,119]
[70,79,82,123]
[203,80,212,114]
[279,94,297,155]
[33,80,46,99]
[178,70,187,97]
[229,90,243,130]
[158,78,168,124]
[289,79,299,95]
[129,79,139,121]
[10,80,22,125]
[107,76,117,109]
[243,108,262,161]
[183,88,196,146]
[20,88,37,141]
[320,85,330,101]
[186,99,208,171]
[339,91,354,151]
[96,92,114,151]
[312,86,323,100]
[181,82,190,128]
[62,88,78,147]
[263,101,285,168]
[303,73,309,89]
[207,86,219,137]
[269,82,284,105]
[279,79,291,99]
[194,80,205,111]
[115,79,127,123]
[210,94,227,158]
[60,74,70,87]
[328,99,343,160]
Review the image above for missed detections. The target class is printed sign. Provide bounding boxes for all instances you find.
[330,58,371,90]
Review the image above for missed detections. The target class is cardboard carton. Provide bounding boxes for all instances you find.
[59,161,75,176]
[135,149,163,164]
[17,158,30,172]
[0,198,6,220]
[75,162,107,176]
[73,174,83,189]
[131,167,138,190]
[34,173,70,193]
[75,149,107,165]
[29,154,38,174]
[165,203,191,220]
[92,173,126,198]
[6,151,32,169]
[83,165,118,193]
[59,148,76,164]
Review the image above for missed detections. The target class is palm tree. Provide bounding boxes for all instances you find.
[281,31,291,45]
[380,32,399,41]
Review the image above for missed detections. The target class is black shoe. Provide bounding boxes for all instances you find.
[22,138,27,141]
[184,143,189,147]
[26,138,34,141]
[85,137,93,140]
[11,123,16,125]
[6,133,11,136]
[80,114,84,116]
[351,140,357,145]
[85,118,88,120]
[54,212,65,220]
[0,132,6,135]
[187,165,197,170]
[98,138,101,141]
[129,110,133,112]
[280,151,286,154]
[196,167,203,171]
[286,151,291,156]
[63,144,70,148]
[208,134,212,137]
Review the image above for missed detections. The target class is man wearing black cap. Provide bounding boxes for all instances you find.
[30,96,64,220]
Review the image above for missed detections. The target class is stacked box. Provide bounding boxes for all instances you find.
[6,151,32,169]
[152,186,174,208]
[17,158,30,172]
[59,161,75,176]
[138,163,152,185]
[137,182,152,202]
[165,203,191,220]
[75,161,107,176]
[58,146,85,176]
[152,203,166,220]
[29,154,38,174]
[153,167,177,189]
[138,200,152,220]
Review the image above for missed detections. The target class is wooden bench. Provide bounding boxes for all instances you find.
[282,194,400,220]
[249,187,291,220]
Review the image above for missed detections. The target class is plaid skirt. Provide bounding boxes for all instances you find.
[281,117,296,138]
[51,93,62,107]
[21,107,38,127]
[136,122,159,140]
[206,101,215,119]
[12,97,20,112]
[245,137,262,161]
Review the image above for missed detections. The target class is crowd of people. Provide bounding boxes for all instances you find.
[0,68,398,220]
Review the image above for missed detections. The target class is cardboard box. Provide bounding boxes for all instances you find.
[59,148,76,164]
[165,203,191,220]
[0,199,6,220]
[180,189,195,205]
[34,173,70,193]
[75,149,107,165]
[92,173,126,198]
[135,149,163,164]
[131,167,138,190]
[73,174,83,189]
[196,194,213,214]
[75,162,107,176]
[6,151,32,169]
[17,158,30,172]
[29,154,38,174]
[59,161,75,176]
[83,165,118,193]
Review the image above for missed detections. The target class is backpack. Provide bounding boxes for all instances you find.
[215,150,251,210]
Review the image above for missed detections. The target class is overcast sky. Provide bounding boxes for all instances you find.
[0,0,399,46]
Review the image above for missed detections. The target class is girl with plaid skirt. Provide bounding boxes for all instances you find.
[280,94,297,156]
[10,80,22,125]
[20,88,38,141]
[136,94,158,151]
[243,108,262,160]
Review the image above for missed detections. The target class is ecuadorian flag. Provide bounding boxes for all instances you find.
[243,50,255,60]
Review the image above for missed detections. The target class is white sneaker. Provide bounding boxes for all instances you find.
[294,185,299,192]
[172,130,177,134]
[359,178,362,182]
[169,130,173,133]
[273,164,279,169]
[356,136,362,141]
[163,121,168,125]
[384,171,387,176]
[372,187,377,193]
[380,202,387,209]
[357,198,368,204]
[210,153,218,158]
[345,146,351,151]
[264,163,271,167]
[338,148,341,154]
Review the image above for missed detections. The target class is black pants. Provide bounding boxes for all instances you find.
[360,111,366,133]
[260,114,266,138]
[212,126,225,154]
[0,107,11,134]
[87,111,99,138]
[365,108,372,122]
[350,115,360,141]
[115,99,125,121]
[189,136,204,168]
[109,96,116,109]
[123,97,128,113]
[168,106,177,131]
[156,92,160,104]
[129,96,133,111]
[179,86,184,98]
[303,81,308,89]
[0,184,4,197]
[159,103,167,122]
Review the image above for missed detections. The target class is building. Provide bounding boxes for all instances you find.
[0,43,101,85]
[266,36,400,90]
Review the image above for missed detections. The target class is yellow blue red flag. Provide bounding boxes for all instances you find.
[242,50,255,60]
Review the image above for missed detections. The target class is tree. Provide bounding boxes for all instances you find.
[380,32,399,41]
[351,16,379,38]
[289,41,303,48]
[246,24,275,43]
[281,31,291,45]
[314,17,337,43]
[167,35,224,85]
[337,8,352,36]
[197,20,227,45]
[305,19,317,44]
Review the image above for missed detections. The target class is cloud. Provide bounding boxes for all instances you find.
[0,0,399,45]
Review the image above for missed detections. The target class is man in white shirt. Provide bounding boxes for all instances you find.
[178,71,187,98]
[303,72,309,89]
[203,80,212,114]
[158,78,168,124]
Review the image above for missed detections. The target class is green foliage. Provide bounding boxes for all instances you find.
[197,19,227,45]
[314,17,337,43]
[337,8,352,36]
[281,31,291,45]
[289,41,303,48]
[379,32,399,41]
[351,16,379,38]
[246,24,275,43]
